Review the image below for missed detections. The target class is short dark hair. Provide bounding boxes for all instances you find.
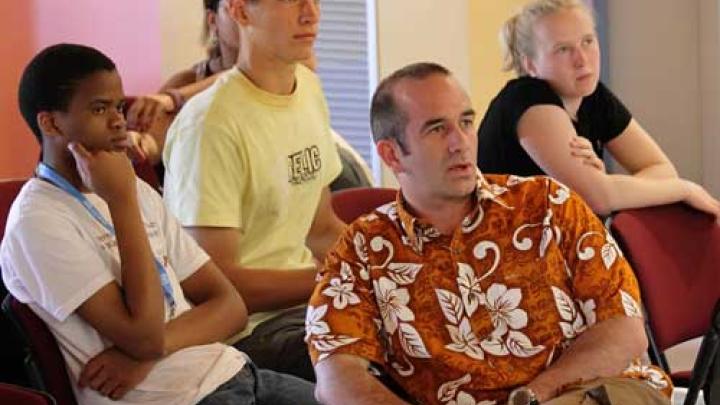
[370,62,450,154]
[18,43,116,143]
[204,0,220,11]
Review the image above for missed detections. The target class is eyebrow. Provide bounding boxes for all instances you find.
[420,108,476,132]
[87,98,124,108]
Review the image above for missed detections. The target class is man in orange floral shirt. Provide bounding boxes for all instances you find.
[306,63,671,405]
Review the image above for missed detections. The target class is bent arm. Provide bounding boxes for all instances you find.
[315,354,409,405]
[163,260,248,354]
[186,227,317,314]
[605,119,678,179]
[527,316,647,402]
[306,187,346,260]
[76,196,165,360]
[159,70,224,103]
[73,150,166,360]
[518,106,715,216]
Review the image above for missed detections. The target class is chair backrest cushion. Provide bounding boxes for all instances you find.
[3,296,77,405]
[610,203,720,350]
[331,187,397,224]
[0,382,55,405]
[0,179,26,242]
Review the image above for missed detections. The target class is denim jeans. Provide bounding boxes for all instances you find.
[197,359,319,405]
[233,306,315,382]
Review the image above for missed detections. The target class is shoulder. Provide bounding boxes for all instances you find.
[2,180,87,245]
[483,173,561,208]
[499,77,562,105]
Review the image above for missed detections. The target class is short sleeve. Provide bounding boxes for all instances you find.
[589,82,632,143]
[306,225,386,366]
[547,178,643,324]
[163,105,246,229]
[504,77,565,135]
[1,212,113,322]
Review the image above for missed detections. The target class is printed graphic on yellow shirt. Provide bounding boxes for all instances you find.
[288,145,322,185]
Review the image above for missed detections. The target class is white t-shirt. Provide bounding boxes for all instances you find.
[0,178,245,405]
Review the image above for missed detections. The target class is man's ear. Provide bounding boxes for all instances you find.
[36,111,64,139]
[376,139,404,174]
[228,0,251,27]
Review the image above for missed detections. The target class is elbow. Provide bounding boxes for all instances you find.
[226,288,249,333]
[631,320,649,358]
[577,177,615,216]
[585,197,613,217]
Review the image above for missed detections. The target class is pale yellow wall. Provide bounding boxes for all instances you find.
[467,1,527,116]
[376,0,471,186]
[159,0,206,83]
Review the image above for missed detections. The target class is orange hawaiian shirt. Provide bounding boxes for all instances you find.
[306,174,672,404]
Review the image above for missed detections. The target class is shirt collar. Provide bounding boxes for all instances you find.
[394,169,513,251]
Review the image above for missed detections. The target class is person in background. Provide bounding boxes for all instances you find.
[162,0,345,382]
[128,0,373,190]
[476,0,719,218]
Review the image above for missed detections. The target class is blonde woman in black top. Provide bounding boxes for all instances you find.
[477,0,719,217]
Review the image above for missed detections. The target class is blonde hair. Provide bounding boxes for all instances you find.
[500,0,595,76]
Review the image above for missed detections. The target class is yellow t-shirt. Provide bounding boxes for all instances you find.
[163,65,342,335]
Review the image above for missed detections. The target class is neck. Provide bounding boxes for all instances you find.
[42,151,89,193]
[236,45,297,95]
[561,96,582,120]
[219,44,238,71]
[402,190,473,235]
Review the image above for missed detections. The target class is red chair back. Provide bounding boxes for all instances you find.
[331,187,397,224]
[0,179,26,242]
[0,382,55,404]
[611,203,720,351]
[2,295,77,405]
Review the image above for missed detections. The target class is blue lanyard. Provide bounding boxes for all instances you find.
[36,163,176,317]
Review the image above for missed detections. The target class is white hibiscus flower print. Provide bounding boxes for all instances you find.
[305,305,330,340]
[322,277,361,310]
[445,318,485,360]
[373,277,414,334]
[485,283,528,336]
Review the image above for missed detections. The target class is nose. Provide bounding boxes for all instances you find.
[573,47,588,68]
[300,0,320,25]
[111,108,126,131]
[447,124,472,153]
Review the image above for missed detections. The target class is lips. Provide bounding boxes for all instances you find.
[448,163,473,173]
[294,33,317,40]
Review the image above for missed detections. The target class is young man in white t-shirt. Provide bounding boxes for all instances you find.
[1,43,319,405]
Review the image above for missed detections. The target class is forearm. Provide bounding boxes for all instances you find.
[630,161,678,179]
[164,288,247,355]
[315,355,409,405]
[307,226,343,261]
[107,196,165,341]
[527,317,647,402]
[593,174,688,215]
[223,265,317,314]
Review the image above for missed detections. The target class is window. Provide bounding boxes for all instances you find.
[315,0,379,181]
